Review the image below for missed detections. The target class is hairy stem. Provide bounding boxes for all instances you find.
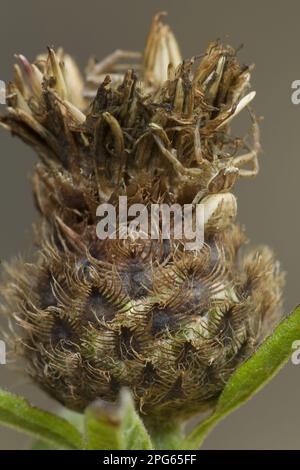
[144,418,184,450]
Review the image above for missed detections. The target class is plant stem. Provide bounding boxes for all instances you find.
[144,418,184,450]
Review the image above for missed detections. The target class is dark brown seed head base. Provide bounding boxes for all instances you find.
[0,13,284,421]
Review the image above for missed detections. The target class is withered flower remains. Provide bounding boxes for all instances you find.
[0,14,284,423]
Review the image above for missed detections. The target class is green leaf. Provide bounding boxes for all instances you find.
[59,407,85,434]
[31,407,85,450]
[182,306,300,450]
[0,388,83,449]
[31,440,57,450]
[84,388,153,450]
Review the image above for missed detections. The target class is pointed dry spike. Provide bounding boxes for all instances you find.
[194,119,203,163]
[30,64,43,97]
[13,64,27,97]
[60,54,85,109]
[16,54,42,97]
[15,54,32,77]
[202,69,215,89]
[167,62,175,81]
[165,27,182,68]
[144,11,179,84]
[14,88,32,115]
[193,45,221,86]
[47,47,67,99]
[102,112,124,156]
[229,70,251,102]
[173,78,184,114]
[144,11,167,64]
[6,83,32,114]
[118,69,136,121]
[126,93,138,128]
[153,28,170,84]
[208,55,226,101]
[52,92,86,124]
[145,26,160,81]
[144,39,158,82]
[183,86,194,117]
[216,91,256,130]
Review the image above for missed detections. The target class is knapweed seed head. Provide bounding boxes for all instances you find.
[0,13,284,422]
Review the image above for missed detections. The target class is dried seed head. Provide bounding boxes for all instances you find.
[0,14,284,422]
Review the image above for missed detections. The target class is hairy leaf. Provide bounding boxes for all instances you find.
[0,389,83,449]
[182,306,300,450]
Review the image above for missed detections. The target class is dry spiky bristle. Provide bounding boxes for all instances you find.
[0,13,283,421]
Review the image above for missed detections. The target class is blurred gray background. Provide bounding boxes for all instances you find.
[0,0,300,450]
